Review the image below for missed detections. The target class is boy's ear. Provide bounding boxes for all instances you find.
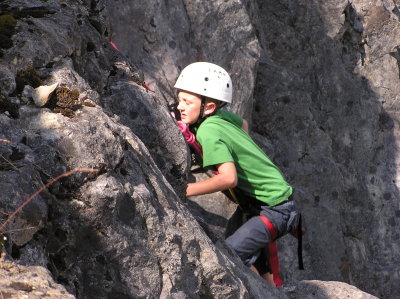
[204,101,217,116]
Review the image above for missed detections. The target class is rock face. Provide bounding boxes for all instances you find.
[0,0,398,298]
[283,280,379,299]
[250,1,400,298]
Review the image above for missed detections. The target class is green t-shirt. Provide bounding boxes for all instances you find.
[195,110,292,206]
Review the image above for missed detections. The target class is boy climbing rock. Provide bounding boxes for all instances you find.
[174,62,301,286]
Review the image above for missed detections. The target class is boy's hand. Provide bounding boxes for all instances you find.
[242,119,249,133]
[186,162,237,197]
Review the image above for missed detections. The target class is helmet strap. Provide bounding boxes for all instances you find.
[191,96,207,129]
[191,96,225,129]
[199,96,206,118]
[219,102,227,109]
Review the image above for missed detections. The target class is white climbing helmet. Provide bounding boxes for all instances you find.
[174,62,232,103]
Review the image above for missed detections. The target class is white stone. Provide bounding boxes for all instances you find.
[32,82,59,107]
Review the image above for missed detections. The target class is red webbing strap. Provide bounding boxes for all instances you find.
[259,215,283,287]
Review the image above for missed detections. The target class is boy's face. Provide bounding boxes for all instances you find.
[177,91,202,125]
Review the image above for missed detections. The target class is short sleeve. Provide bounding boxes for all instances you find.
[197,130,234,168]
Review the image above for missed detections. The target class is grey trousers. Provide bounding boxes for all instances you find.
[225,200,300,274]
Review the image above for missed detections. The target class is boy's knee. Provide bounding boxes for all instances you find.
[225,217,269,265]
[226,240,256,266]
[225,234,241,253]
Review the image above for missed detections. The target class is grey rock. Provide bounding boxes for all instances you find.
[249,1,400,298]
[21,85,34,104]
[0,65,16,96]
[0,0,395,298]
[1,100,281,298]
[102,58,190,198]
[104,0,260,121]
[283,280,379,299]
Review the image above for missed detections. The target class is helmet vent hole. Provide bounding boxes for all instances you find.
[227,83,230,88]
[204,77,209,81]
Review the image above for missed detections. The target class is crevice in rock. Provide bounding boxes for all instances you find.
[11,6,56,19]
[0,96,18,118]
[389,46,400,79]
[339,3,366,71]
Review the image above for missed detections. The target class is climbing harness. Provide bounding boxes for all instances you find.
[259,215,281,286]
[259,212,304,287]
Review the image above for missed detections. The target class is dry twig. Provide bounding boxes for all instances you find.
[0,168,98,232]
[0,154,20,172]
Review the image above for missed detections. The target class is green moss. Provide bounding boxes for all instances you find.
[15,67,43,94]
[0,14,16,49]
[0,14,16,28]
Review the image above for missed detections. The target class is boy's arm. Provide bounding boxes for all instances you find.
[186,162,237,197]
[242,119,249,133]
